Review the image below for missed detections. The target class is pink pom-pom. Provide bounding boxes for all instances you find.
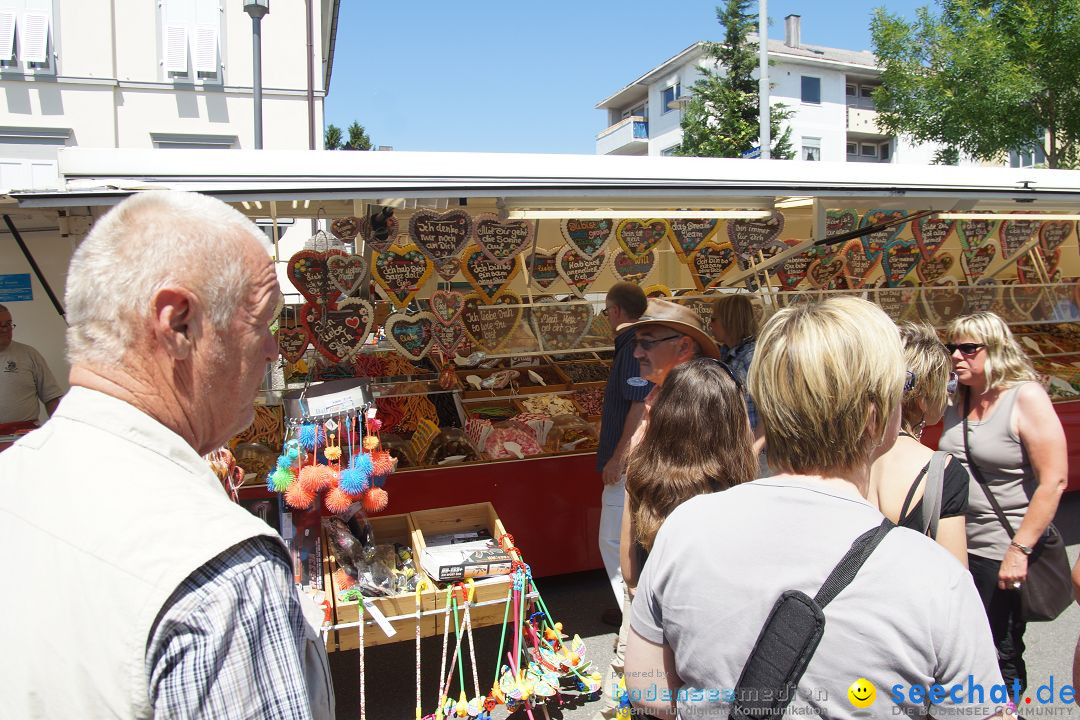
[362,486,389,514]
[366,417,382,434]
[324,486,353,514]
[284,481,315,510]
[298,464,335,493]
[371,450,397,477]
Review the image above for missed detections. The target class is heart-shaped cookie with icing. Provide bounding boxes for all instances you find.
[525,249,560,290]
[276,326,311,363]
[326,253,368,298]
[999,218,1038,259]
[430,319,469,357]
[881,238,921,287]
[408,209,472,263]
[357,212,399,253]
[859,209,907,262]
[301,300,374,363]
[462,244,521,303]
[806,256,845,289]
[615,219,669,259]
[429,290,466,326]
[287,249,348,304]
[688,242,736,291]
[874,280,918,322]
[965,279,1002,314]
[961,243,996,283]
[913,216,954,260]
[472,214,534,263]
[612,249,655,284]
[668,218,719,263]
[557,244,608,298]
[958,219,997,251]
[433,257,461,282]
[530,298,592,351]
[384,311,436,360]
[916,252,954,284]
[372,244,433,308]
[727,212,785,266]
[643,284,672,298]
[1039,221,1072,254]
[461,292,523,352]
[841,240,875,287]
[561,218,614,258]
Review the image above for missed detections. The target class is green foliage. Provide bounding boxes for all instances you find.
[324,121,373,151]
[676,0,794,159]
[871,0,1080,169]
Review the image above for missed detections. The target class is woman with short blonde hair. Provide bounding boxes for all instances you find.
[939,311,1066,692]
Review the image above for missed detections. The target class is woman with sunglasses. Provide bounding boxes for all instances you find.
[938,311,1067,693]
[869,323,968,565]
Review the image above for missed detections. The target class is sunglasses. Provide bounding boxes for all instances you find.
[945,342,985,356]
[633,334,683,351]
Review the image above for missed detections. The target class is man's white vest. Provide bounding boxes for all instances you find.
[0,388,286,718]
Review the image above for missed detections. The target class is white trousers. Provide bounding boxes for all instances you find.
[599,480,626,605]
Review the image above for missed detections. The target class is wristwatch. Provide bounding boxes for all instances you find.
[1009,540,1033,556]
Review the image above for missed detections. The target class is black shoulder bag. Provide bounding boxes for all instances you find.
[728,518,893,720]
[962,388,1071,622]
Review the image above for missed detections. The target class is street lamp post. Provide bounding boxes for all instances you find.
[243,0,270,149]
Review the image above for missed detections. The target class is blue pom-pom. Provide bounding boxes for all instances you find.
[339,467,369,495]
[299,424,317,450]
[352,452,374,475]
[276,454,291,469]
[287,446,300,461]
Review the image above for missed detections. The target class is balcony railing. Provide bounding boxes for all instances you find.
[847,106,884,136]
[596,116,649,155]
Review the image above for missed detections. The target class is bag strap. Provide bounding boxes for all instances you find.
[814,518,894,608]
[923,451,948,539]
[897,464,929,529]
[962,389,1017,539]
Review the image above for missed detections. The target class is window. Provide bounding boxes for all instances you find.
[0,0,55,75]
[151,132,238,149]
[860,143,877,157]
[1010,145,1046,168]
[879,142,891,161]
[161,0,223,83]
[661,83,681,113]
[660,145,679,156]
[801,137,821,162]
[846,84,856,97]
[846,142,857,155]
[621,102,647,120]
[801,76,821,104]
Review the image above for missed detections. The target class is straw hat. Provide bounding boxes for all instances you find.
[617,299,722,359]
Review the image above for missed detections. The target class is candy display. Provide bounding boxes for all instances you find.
[422,428,481,465]
[544,415,599,453]
[570,387,605,416]
[483,423,544,460]
[559,361,610,383]
[518,393,578,416]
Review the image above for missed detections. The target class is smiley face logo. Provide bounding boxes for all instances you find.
[848,678,876,708]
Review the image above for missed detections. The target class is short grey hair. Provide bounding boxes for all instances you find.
[65,191,265,366]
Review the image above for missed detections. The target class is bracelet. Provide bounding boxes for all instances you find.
[1010,541,1033,556]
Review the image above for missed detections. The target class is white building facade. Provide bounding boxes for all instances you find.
[595,15,948,165]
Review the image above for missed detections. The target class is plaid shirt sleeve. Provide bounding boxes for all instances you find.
[146,537,315,720]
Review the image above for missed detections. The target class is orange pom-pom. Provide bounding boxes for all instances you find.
[324,486,353,514]
[298,464,335,493]
[284,481,315,509]
[332,568,357,590]
[371,450,397,477]
[362,486,389,513]
[362,435,380,451]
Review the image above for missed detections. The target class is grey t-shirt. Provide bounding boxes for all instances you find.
[0,341,63,424]
[631,476,1003,719]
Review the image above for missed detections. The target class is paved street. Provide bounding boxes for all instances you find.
[332,492,1080,719]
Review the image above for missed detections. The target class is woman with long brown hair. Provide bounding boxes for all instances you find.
[620,357,757,591]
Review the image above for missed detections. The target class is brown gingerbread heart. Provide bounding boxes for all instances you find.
[668,218,719,263]
[916,252,954,283]
[384,311,436,360]
[615,219,669,258]
[287,249,347,304]
[999,219,1038,259]
[961,244,996,283]
[300,300,374,363]
[372,244,434,308]
[461,292,522,352]
[473,214,534,263]
[409,209,472,263]
[429,290,466,326]
[276,326,310,363]
[688,242,736,291]
[561,218,614,258]
[525,249,559,290]
[326,253,368,298]
[557,244,607,298]
[462,244,521,303]
[530,299,592,351]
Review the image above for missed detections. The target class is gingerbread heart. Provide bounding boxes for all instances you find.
[668,218,719,263]
[965,279,1002,314]
[434,257,461,281]
[643,284,673,298]
[913,216,954,260]
[674,293,714,331]
[1007,282,1048,322]
[842,241,875,286]
[1039,221,1072,254]
[530,299,592,351]
[372,244,433,308]
[615,219,669,258]
[775,239,815,291]
[330,216,361,242]
[961,244,997,283]
[1016,248,1061,285]
[301,300,374,363]
[287,249,347,304]
[384,312,436,360]
[921,279,966,326]
[612,249,655,284]
[999,219,1038,259]
[525,249,560,290]
[806,256,844,289]
[409,209,472,263]
[461,292,522,352]
[276,326,310,363]
[859,209,906,261]
[562,218,614,258]
[958,219,996,251]
[472,214,534,263]
[825,209,859,247]
[881,238,921,287]
[326,253,368,298]
[727,212,784,266]
[557,244,607,298]
[429,290,466,326]
[430,319,469,357]
[917,252,954,283]
[875,280,918,322]
[462,244,520,303]
[688,242,736,291]
[358,212,399,253]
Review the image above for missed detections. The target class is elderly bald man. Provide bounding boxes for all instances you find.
[0,191,334,719]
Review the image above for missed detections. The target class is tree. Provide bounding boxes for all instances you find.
[676,0,794,159]
[324,121,373,151]
[871,0,1080,169]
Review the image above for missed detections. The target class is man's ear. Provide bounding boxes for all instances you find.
[152,287,199,360]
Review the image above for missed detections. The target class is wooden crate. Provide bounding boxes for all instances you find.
[411,502,519,635]
[324,513,436,650]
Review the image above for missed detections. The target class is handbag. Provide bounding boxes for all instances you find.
[962,389,1072,622]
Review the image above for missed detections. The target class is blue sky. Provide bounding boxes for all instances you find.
[324,1,927,155]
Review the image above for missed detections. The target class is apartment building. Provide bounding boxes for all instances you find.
[595,14,953,165]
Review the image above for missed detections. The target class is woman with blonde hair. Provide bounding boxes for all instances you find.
[624,297,1001,719]
[869,323,968,565]
[938,311,1067,692]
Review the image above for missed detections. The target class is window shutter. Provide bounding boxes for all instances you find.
[192,24,217,74]
[164,23,188,73]
[0,10,15,60]
[20,10,48,63]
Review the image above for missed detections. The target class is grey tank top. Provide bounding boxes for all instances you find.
[939,383,1034,561]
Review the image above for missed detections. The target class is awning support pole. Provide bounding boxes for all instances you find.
[3,214,66,322]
